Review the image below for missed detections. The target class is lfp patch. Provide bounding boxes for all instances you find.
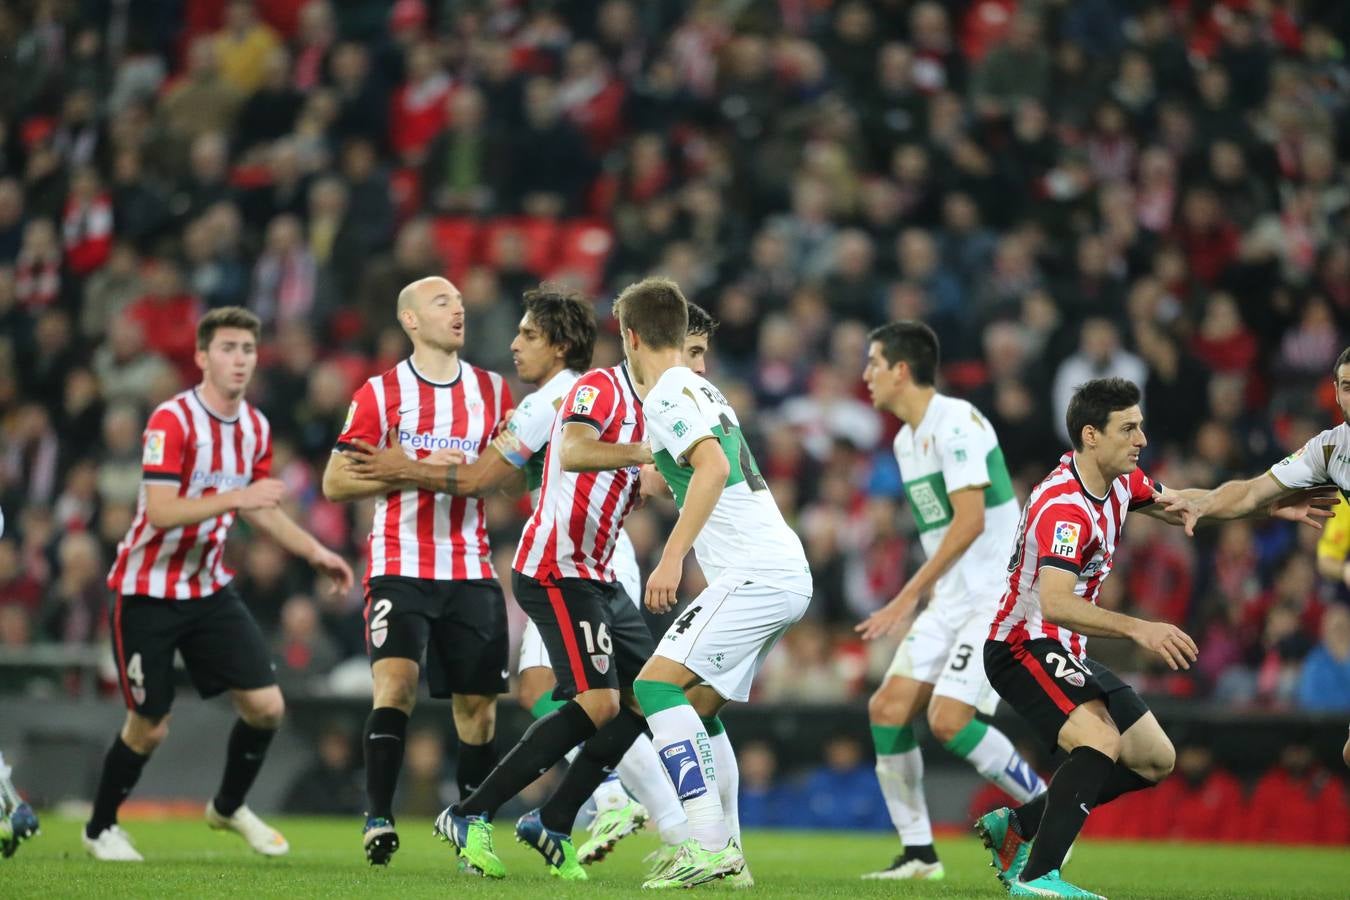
[143,430,167,466]
[1051,521,1081,557]
[572,385,600,416]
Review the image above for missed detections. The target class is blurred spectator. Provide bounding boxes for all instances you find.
[1296,604,1350,712]
[282,721,364,815]
[123,259,203,383]
[0,539,42,616]
[398,729,452,819]
[159,39,241,151]
[1247,743,1350,845]
[214,0,283,97]
[1051,318,1148,444]
[251,214,317,331]
[92,317,175,409]
[738,740,793,828]
[800,732,888,831]
[272,594,341,694]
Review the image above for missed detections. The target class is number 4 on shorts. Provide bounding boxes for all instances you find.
[671,605,702,636]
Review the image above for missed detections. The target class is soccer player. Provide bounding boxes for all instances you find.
[433,281,665,882]
[322,276,512,865]
[979,377,1328,898]
[627,278,813,889]
[0,751,38,858]
[87,307,354,862]
[856,321,1046,880]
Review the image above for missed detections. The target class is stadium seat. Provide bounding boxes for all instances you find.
[482,216,559,276]
[431,217,482,284]
[552,220,614,294]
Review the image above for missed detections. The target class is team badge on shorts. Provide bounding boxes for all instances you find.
[131,686,146,705]
[1064,670,1085,687]
[591,653,610,674]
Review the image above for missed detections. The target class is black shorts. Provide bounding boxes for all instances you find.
[984,638,1150,747]
[365,575,508,698]
[111,585,276,719]
[512,570,654,697]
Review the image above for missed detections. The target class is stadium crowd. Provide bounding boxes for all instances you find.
[1,0,1350,752]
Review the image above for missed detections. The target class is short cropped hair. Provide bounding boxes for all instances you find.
[1066,377,1141,451]
[522,284,597,372]
[197,306,261,350]
[612,276,688,350]
[1334,346,1350,376]
[686,301,718,338]
[867,320,938,386]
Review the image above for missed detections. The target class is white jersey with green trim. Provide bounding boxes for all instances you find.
[645,366,810,589]
[494,367,580,500]
[1268,422,1350,493]
[893,393,1021,610]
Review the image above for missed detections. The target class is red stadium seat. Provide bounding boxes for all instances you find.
[482,216,560,276]
[552,220,614,294]
[431,217,482,283]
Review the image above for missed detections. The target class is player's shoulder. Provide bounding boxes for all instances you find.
[932,393,993,435]
[239,398,271,430]
[147,392,192,428]
[650,365,706,401]
[461,359,508,387]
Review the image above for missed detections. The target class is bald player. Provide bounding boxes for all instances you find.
[324,276,515,865]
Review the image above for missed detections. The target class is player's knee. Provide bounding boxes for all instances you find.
[124,713,170,754]
[926,704,972,745]
[1137,739,1175,782]
[240,690,285,729]
[373,674,418,712]
[575,688,621,726]
[867,687,911,727]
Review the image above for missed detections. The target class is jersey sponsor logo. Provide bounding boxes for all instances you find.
[190,470,252,490]
[572,385,600,415]
[954,447,967,462]
[398,430,479,452]
[660,740,708,801]
[144,430,167,466]
[909,481,947,525]
[1051,521,1081,557]
[342,401,357,435]
[672,419,690,438]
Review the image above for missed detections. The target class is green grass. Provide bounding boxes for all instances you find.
[9,816,1350,898]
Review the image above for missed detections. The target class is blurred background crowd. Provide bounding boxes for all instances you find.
[1,0,1350,787]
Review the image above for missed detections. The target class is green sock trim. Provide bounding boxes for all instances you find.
[871,724,917,755]
[701,715,725,736]
[530,693,567,719]
[943,718,989,758]
[634,679,691,716]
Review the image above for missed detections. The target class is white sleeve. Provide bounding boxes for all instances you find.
[492,392,557,469]
[1269,429,1334,490]
[646,379,716,465]
[939,407,993,493]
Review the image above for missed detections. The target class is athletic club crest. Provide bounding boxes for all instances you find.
[1064,670,1086,687]
[371,626,388,648]
[591,654,611,674]
[131,686,146,705]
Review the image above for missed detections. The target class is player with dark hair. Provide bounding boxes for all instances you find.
[978,377,1330,898]
[857,321,1045,881]
[433,278,676,881]
[323,276,513,865]
[87,307,354,862]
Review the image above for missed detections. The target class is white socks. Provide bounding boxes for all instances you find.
[876,747,933,846]
[945,719,1046,804]
[708,728,740,844]
[616,732,690,845]
[646,702,728,850]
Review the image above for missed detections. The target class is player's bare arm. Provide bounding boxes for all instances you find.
[1156,478,1338,535]
[644,437,728,615]
[856,485,986,641]
[343,429,526,498]
[240,506,355,595]
[321,451,408,502]
[559,422,653,472]
[143,479,284,530]
[1039,567,1198,670]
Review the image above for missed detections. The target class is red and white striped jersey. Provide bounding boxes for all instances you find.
[514,364,644,582]
[336,358,511,582]
[989,452,1159,659]
[107,389,273,599]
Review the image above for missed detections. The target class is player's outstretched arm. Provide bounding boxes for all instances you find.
[559,422,652,472]
[144,479,284,530]
[1156,478,1337,536]
[342,431,526,498]
[322,450,407,502]
[1040,568,1198,670]
[240,505,355,596]
[644,438,728,614]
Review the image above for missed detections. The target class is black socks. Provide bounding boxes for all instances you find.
[457,700,596,820]
[456,739,498,800]
[87,735,149,838]
[213,720,277,817]
[540,707,646,833]
[1020,746,1115,883]
[364,707,409,821]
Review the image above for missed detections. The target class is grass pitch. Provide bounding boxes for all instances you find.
[8,816,1349,898]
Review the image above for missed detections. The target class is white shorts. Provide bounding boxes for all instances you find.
[885,604,999,715]
[655,571,812,703]
[517,530,642,674]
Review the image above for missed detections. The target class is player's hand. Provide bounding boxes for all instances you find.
[1158,488,1204,536]
[634,441,654,467]
[639,464,670,500]
[309,545,355,596]
[344,429,413,482]
[1268,486,1339,530]
[425,448,467,466]
[1131,620,1198,671]
[855,585,922,641]
[236,478,286,511]
[495,408,515,438]
[644,556,682,614]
